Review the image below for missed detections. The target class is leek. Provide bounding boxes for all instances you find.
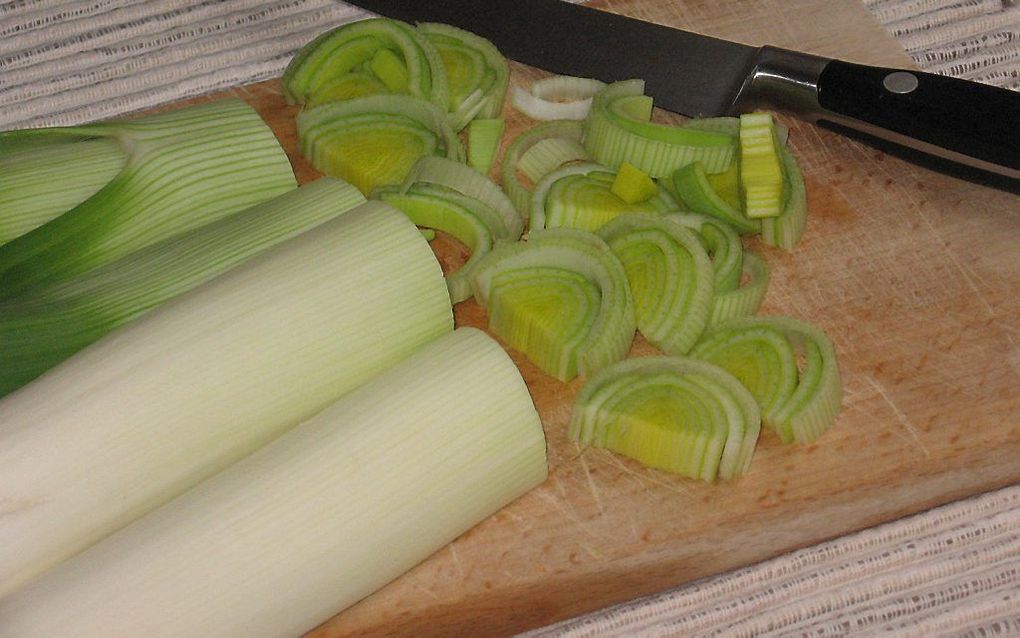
[691,316,843,443]
[530,162,677,232]
[0,138,126,245]
[584,79,737,177]
[667,212,743,293]
[0,99,297,300]
[282,18,447,109]
[760,146,808,250]
[500,119,591,219]
[512,75,605,121]
[0,329,547,637]
[419,22,509,130]
[671,160,760,235]
[297,94,463,195]
[709,251,769,325]
[739,112,786,219]
[0,201,453,597]
[569,356,760,481]
[0,178,366,397]
[598,213,715,355]
[468,117,504,173]
[472,227,636,381]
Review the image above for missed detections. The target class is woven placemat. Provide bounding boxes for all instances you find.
[1,1,1017,635]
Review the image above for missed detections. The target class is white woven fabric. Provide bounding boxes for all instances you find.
[0,1,1017,634]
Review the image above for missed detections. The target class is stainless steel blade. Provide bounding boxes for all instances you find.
[344,0,758,117]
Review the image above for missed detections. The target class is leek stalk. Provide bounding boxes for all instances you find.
[0,202,453,597]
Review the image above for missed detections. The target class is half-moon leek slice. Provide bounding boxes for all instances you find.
[500,119,591,220]
[569,356,760,481]
[297,95,463,195]
[671,160,760,235]
[760,146,808,250]
[667,212,743,293]
[599,214,714,355]
[583,79,737,177]
[530,162,677,232]
[282,18,447,109]
[419,22,509,131]
[691,316,842,443]
[709,251,769,325]
[472,228,635,381]
[511,75,606,121]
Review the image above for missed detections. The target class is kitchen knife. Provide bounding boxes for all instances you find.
[342,0,1020,183]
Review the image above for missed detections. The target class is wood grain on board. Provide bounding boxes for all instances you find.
[183,1,1019,635]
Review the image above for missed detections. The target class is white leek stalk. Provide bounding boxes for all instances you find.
[0,201,453,597]
[0,328,547,637]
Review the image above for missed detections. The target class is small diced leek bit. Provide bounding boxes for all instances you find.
[297,94,463,195]
[0,329,547,637]
[471,227,635,381]
[610,161,658,204]
[0,98,297,300]
[0,178,366,398]
[583,79,737,177]
[738,112,786,219]
[570,356,760,481]
[0,201,453,597]
[691,316,842,443]
[468,117,505,174]
[598,214,715,355]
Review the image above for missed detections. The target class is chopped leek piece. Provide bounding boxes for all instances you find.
[305,72,390,107]
[401,155,522,239]
[374,181,510,303]
[0,201,454,597]
[419,22,509,130]
[761,146,808,250]
[0,329,547,637]
[584,80,737,177]
[0,138,126,246]
[500,119,590,220]
[511,75,606,120]
[531,162,677,232]
[468,117,504,174]
[0,99,297,300]
[570,356,760,481]
[667,212,743,293]
[739,112,786,219]
[282,18,447,108]
[610,162,658,204]
[709,251,769,325]
[297,94,463,195]
[472,227,636,381]
[599,214,714,355]
[672,161,760,235]
[0,178,366,398]
[691,316,842,443]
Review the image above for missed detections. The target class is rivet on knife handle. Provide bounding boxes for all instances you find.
[740,46,1020,181]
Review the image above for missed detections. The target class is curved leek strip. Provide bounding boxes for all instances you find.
[297,95,463,195]
[671,161,760,235]
[691,316,842,443]
[282,18,446,109]
[530,162,676,232]
[419,22,509,131]
[709,251,769,326]
[511,75,606,121]
[667,212,743,293]
[599,214,714,355]
[761,147,808,250]
[401,155,522,239]
[472,228,635,381]
[584,79,737,177]
[739,112,785,219]
[0,329,546,637]
[500,119,590,219]
[0,99,297,301]
[467,117,504,173]
[0,201,454,597]
[374,182,509,303]
[0,138,126,246]
[569,356,760,481]
[0,178,366,398]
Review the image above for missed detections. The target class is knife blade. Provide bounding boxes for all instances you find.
[343,0,1020,183]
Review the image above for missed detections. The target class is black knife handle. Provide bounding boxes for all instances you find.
[815,60,1020,179]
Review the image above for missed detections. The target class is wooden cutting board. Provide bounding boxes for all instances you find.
[178,1,1020,635]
